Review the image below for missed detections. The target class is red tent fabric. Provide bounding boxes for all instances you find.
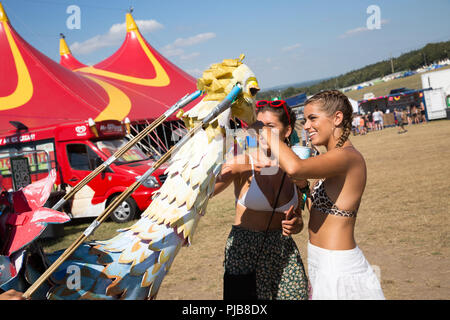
[59,35,86,71]
[0,4,198,135]
[0,3,111,134]
[59,13,199,123]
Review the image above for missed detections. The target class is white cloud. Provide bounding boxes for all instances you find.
[340,26,368,38]
[281,43,301,52]
[162,48,185,58]
[161,32,216,58]
[169,33,216,48]
[186,68,203,78]
[186,62,219,78]
[339,19,389,39]
[180,52,200,61]
[70,19,163,55]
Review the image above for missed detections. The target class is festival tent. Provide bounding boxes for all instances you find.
[59,12,199,123]
[59,34,86,71]
[285,93,307,108]
[0,3,117,134]
[0,3,198,138]
[348,98,359,113]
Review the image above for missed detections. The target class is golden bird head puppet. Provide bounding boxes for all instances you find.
[194,54,260,126]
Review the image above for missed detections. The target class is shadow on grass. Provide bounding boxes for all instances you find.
[40,216,140,253]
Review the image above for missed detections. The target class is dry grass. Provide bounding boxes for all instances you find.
[42,120,450,300]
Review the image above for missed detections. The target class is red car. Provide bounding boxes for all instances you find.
[0,120,167,223]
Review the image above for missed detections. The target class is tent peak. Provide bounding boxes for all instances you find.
[58,33,86,70]
[126,12,139,32]
[59,33,71,56]
[0,2,9,22]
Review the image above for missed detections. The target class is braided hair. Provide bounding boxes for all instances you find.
[304,90,353,148]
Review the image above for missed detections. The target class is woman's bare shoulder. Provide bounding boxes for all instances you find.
[346,145,366,165]
[340,146,367,181]
[335,144,366,164]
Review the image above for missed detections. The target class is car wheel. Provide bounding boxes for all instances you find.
[109,196,137,223]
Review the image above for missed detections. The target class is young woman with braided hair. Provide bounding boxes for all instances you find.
[252,90,385,300]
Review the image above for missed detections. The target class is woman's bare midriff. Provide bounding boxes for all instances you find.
[233,203,291,231]
[308,208,357,250]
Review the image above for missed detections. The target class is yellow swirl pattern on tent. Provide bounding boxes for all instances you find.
[84,75,132,121]
[74,13,170,87]
[0,18,33,110]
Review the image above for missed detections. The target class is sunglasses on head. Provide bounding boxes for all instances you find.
[256,100,291,125]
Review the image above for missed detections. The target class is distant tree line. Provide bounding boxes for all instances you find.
[257,40,450,101]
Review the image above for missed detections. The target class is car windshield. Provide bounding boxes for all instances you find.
[95,139,150,164]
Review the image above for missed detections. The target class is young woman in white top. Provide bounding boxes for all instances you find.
[213,100,309,300]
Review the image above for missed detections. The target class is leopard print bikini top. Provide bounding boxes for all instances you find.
[310,179,358,218]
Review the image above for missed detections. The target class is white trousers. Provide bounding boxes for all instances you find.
[308,242,385,300]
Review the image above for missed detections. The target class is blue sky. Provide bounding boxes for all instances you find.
[2,0,450,89]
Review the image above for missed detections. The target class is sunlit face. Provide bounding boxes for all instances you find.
[303,102,336,146]
[256,110,291,141]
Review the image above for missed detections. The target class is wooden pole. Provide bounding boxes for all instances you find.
[52,91,201,211]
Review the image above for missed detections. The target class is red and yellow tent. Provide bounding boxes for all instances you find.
[0,3,198,135]
[59,12,198,123]
[0,3,108,134]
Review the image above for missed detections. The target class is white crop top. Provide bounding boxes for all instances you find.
[236,156,298,212]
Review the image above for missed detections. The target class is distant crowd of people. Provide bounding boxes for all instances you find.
[351,103,427,136]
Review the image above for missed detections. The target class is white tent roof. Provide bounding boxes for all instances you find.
[348,98,360,113]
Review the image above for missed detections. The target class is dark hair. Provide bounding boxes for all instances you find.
[304,90,353,148]
[256,102,297,142]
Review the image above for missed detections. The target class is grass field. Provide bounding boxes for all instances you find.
[42,119,450,300]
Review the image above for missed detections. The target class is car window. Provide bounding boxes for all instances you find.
[67,144,99,171]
